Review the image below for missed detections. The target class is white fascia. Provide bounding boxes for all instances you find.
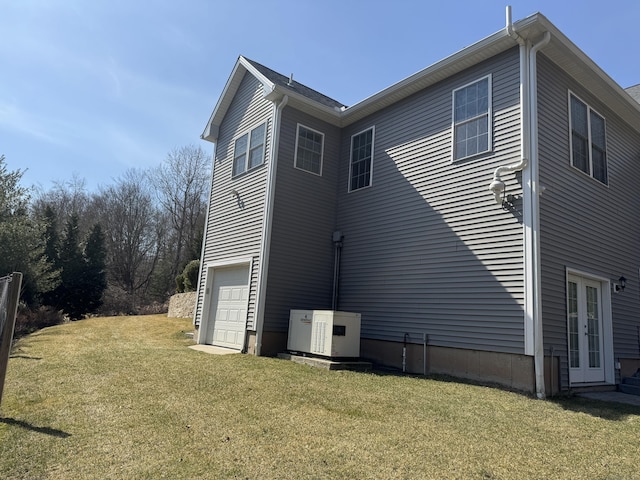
[202,56,276,143]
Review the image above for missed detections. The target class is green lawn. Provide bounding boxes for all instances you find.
[1,315,638,479]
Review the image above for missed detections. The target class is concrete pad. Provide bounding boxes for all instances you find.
[577,391,640,407]
[189,344,240,355]
[278,353,372,371]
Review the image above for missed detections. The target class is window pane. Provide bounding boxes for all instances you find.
[248,124,265,169]
[590,111,607,184]
[232,157,244,176]
[592,147,607,183]
[235,134,248,156]
[570,96,607,184]
[571,133,589,174]
[590,112,605,149]
[454,90,466,122]
[586,286,600,369]
[571,97,588,137]
[453,78,490,159]
[295,126,323,175]
[350,128,373,191]
[477,79,488,105]
[250,123,265,147]
[233,133,248,176]
[571,98,590,173]
[248,146,264,169]
[568,281,579,368]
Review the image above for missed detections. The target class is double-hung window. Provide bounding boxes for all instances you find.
[294,124,324,175]
[569,93,607,184]
[233,122,266,177]
[453,75,491,161]
[349,127,374,191]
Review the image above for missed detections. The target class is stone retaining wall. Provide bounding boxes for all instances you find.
[167,292,197,319]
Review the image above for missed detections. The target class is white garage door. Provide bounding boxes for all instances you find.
[204,265,249,350]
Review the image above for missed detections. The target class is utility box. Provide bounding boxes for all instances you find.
[287,310,361,358]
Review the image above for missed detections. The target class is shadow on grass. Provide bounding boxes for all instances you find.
[9,355,42,360]
[548,397,639,421]
[368,366,639,420]
[0,417,71,438]
[368,366,531,394]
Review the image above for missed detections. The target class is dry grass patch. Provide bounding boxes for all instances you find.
[1,315,639,479]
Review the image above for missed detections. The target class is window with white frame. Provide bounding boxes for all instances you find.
[569,93,607,184]
[233,123,266,176]
[294,124,324,175]
[349,127,374,191]
[453,75,491,160]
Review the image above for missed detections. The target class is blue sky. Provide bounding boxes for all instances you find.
[2,0,639,191]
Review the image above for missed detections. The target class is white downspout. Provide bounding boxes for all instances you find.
[492,7,550,398]
[529,31,551,399]
[254,94,289,356]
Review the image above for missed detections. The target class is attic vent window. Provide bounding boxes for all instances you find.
[232,122,266,177]
[452,75,492,161]
[569,93,607,184]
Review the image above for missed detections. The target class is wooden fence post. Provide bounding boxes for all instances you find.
[0,272,23,409]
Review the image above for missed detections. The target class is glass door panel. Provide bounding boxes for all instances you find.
[568,281,580,368]
[567,275,605,384]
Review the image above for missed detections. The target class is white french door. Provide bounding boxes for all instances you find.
[567,274,606,383]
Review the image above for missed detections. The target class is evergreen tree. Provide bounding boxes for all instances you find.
[83,223,107,314]
[42,205,60,266]
[40,205,61,306]
[56,214,86,319]
[48,216,108,319]
[0,155,59,305]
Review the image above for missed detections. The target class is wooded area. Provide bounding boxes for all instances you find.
[0,145,210,329]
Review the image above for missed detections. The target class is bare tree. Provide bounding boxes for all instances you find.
[148,145,210,292]
[92,169,164,301]
[32,175,90,232]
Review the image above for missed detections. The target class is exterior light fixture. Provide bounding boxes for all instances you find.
[619,276,626,291]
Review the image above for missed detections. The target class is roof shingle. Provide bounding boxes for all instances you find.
[244,57,346,110]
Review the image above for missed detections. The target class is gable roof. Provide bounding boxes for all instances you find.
[201,56,346,142]
[626,85,640,103]
[243,58,346,111]
[202,12,640,142]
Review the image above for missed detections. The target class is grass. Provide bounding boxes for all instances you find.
[1,315,639,479]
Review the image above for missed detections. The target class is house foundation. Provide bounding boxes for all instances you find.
[360,339,536,393]
[620,358,640,378]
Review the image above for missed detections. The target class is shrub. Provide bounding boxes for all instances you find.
[175,274,185,293]
[98,285,136,316]
[136,301,168,315]
[182,260,200,292]
[14,304,65,338]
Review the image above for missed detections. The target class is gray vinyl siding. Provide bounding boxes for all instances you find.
[335,48,526,353]
[194,72,274,329]
[263,107,341,332]
[537,54,640,388]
